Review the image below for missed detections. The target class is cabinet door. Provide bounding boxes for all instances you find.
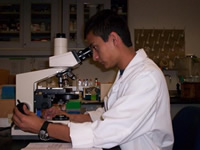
[63,0,110,49]
[111,0,128,22]
[23,0,59,49]
[63,0,78,49]
[0,0,23,48]
[79,0,110,48]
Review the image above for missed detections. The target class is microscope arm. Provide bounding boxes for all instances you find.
[16,68,66,112]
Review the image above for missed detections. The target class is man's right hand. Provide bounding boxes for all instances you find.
[43,106,67,120]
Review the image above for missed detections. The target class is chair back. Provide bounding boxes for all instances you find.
[172,106,200,150]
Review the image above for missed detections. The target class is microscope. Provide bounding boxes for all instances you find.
[11,47,92,139]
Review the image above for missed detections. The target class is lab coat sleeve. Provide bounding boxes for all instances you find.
[69,122,94,148]
[69,70,171,149]
[87,107,105,122]
[69,108,105,148]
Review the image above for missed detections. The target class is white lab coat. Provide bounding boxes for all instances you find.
[68,49,174,150]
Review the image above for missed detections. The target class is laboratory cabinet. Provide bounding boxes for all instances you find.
[111,0,128,22]
[0,0,59,53]
[0,0,23,48]
[62,0,128,49]
[23,0,59,49]
[0,0,127,55]
[62,0,110,49]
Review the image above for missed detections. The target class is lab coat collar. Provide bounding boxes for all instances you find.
[116,48,147,80]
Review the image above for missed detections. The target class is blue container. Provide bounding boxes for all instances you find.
[1,85,16,99]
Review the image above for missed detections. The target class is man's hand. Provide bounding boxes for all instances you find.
[43,106,66,120]
[43,106,92,123]
[12,104,91,142]
[12,105,44,134]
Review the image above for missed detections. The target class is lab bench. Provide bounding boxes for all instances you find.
[0,98,200,150]
[170,97,200,104]
[0,128,120,150]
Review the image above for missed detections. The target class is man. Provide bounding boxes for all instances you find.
[13,9,174,150]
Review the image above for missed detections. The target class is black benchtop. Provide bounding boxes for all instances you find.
[0,128,29,150]
[170,96,200,104]
[0,128,120,150]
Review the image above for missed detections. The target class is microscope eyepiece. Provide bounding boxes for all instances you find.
[77,47,92,61]
[72,47,92,63]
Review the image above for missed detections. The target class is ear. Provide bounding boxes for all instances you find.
[109,32,120,47]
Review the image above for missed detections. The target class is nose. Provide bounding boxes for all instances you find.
[92,50,99,61]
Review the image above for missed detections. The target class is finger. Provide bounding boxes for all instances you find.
[47,107,58,115]
[43,110,50,119]
[14,106,28,124]
[12,114,21,126]
[50,106,60,112]
[23,104,30,115]
[14,106,23,117]
[43,110,53,119]
[12,109,22,126]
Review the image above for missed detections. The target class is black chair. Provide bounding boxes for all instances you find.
[172,106,200,150]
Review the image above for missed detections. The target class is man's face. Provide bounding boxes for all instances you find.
[86,31,119,69]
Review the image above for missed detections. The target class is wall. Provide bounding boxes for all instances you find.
[0,56,117,84]
[127,0,200,117]
[73,59,117,83]
[128,0,200,57]
[0,0,200,85]
[0,57,48,74]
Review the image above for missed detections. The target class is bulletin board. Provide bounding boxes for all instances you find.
[134,29,185,69]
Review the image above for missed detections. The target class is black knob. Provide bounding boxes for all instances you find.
[16,100,29,115]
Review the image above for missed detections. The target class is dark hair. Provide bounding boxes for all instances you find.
[84,9,132,47]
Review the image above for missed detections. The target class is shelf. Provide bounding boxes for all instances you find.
[31,31,51,34]
[69,12,76,14]
[69,30,77,33]
[0,31,19,34]
[0,12,20,15]
[31,12,50,15]
[118,12,127,15]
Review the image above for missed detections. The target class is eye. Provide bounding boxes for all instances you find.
[90,45,99,52]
